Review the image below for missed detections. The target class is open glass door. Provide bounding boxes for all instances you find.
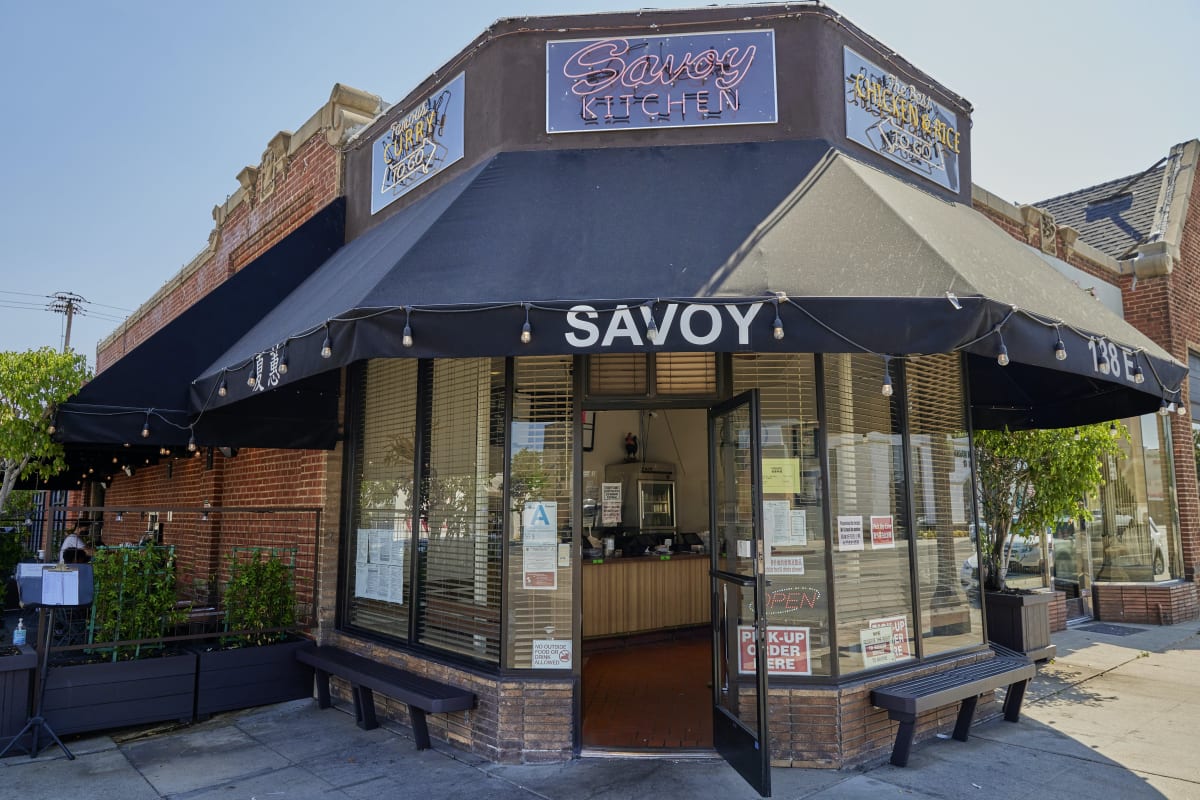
[709,390,771,797]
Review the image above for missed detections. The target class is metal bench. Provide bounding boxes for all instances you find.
[295,644,475,750]
[870,646,1036,767]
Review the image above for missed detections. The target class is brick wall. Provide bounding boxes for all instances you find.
[768,648,996,768]
[95,84,379,371]
[1093,582,1200,625]
[326,632,576,762]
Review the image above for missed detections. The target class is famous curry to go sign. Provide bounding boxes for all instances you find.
[546,30,777,133]
[843,47,961,193]
[371,73,466,215]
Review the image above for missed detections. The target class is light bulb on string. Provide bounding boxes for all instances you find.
[47,421,56,435]
[1132,362,1144,384]
[1109,422,1119,437]
[772,300,784,341]
[278,346,288,375]
[520,304,532,344]
[1053,328,1067,361]
[1159,399,1169,416]
[644,301,658,343]
[217,378,227,397]
[320,326,333,359]
[402,307,414,348]
[142,417,151,438]
[187,432,197,453]
[996,331,1009,367]
[1097,340,1110,374]
[247,370,257,388]
[1178,401,1189,417]
[881,357,893,397]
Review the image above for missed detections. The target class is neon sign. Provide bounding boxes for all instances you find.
[844,48,961,193]
[546,31,777,133]
[370,73,465,215]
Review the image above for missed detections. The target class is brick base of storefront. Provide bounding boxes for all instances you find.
[320,637,1009,769]
[1092,581,1199,625]
[768,648,997,767]
[1047,590,1068,633]
[326,634,575,763]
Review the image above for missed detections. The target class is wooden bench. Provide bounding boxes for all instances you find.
[295,645,475,750]
[870,646,1036,767]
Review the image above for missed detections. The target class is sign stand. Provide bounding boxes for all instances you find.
[0,563,95,760]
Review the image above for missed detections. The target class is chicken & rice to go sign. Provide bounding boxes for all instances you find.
[737,625,811,676]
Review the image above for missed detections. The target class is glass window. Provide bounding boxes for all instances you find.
[655,352,718,395]
[905,355,982,657]
[1092,413,1181,582]
[586,353,718,399]
[588,354,647,396]
[824,354,915,674]
[732,354,830,676]
[416,359,505,662]
[505,356,575,668]
[346,359,418,640]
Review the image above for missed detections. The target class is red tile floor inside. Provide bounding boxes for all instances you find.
[581,631,713,750]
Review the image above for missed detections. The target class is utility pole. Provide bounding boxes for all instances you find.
[48,292,87,352]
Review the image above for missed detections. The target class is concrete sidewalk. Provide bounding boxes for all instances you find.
[2,618,1198,800]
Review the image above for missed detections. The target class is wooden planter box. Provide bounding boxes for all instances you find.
[985,590,1057,661]
[0,645,36,739]
[192,637,314,718]
[42,651,197,736]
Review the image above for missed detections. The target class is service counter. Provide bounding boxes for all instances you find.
[582,553,710,638]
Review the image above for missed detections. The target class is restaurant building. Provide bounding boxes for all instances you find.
[47,5,1187,794]
[973,145,1200,624]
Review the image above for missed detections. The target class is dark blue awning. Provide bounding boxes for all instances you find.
[51,199,346,470]
[188,144,1185,431]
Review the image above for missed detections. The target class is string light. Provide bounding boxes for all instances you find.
[187,431,197,452]
[1160,399,1172,416]
[1109,422,1119,437]
[644,301,658,343]
[1053,327,1067,361]
[246,370,257,388]
[47,421,56,435]
[1178,400,1188,417]
[142,415,151,438]
[881,356,893,397]
[196,298,1188,423]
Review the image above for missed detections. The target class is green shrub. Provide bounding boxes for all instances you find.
[89,545,184,661]
[222,549,297,647]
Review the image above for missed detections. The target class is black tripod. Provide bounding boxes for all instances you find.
[0,606,74,759]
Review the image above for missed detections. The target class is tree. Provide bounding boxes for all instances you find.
[974,423,1125,592]
[0,347,91,511]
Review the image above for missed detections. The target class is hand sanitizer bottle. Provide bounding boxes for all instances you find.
[12,618,26,647]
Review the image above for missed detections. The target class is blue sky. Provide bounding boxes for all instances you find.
[1,0,1197,365]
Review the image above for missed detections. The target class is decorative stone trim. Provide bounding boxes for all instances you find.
[971,184,1122,275]
[97,83,382,356]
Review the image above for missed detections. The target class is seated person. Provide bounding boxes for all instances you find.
[59,521,92,564]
